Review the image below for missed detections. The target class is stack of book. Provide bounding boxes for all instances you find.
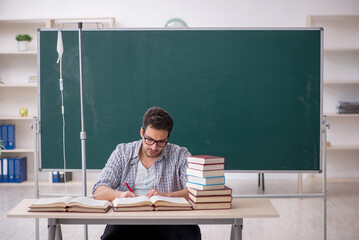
[28,75,38,83]
[186,155,232,210]
[51,171,73,183]
[337,101,359,114]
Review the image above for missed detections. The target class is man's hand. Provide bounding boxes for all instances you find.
[146,189,171,198]
[119,191,137,198]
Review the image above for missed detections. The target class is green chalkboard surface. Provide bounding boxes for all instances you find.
[39,28,322,171]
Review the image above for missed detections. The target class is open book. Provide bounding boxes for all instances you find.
[112,195,192,211]
[28,196,111,213]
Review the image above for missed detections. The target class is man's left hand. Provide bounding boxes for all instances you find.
[146,189,170,198]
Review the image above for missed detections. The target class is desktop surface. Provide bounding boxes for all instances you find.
[8,198,279,220]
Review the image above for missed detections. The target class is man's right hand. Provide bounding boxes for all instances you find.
[118,191,137,198]
[94,186,137,201]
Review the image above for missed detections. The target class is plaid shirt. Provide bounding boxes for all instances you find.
[92,139,190,194]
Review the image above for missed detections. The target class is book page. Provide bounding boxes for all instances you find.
[31,196,73,207]
[69,197,110,208]
[112,196,152,207]
[150,196,189,204]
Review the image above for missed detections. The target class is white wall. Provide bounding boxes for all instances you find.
[1,0,359,180]
[1,0,359,28]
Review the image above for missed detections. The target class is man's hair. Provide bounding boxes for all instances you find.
[142,107,174,136]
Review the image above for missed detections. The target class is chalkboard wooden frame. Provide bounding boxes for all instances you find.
[38,28,323,172]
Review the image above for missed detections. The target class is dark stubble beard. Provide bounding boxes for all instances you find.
[143,146,161,159]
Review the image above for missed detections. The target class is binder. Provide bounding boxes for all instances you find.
[1,125,7,149]
[58,171,64,182]
[52,171,59,183]
[0,158,2,182]
[0,125,3,146]
[15,157,27,183]
[8,158,15,182]
[7,124,15,150]
[58,171,72,182]
[2,158,8,182]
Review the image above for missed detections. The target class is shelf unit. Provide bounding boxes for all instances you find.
[0,19,45,184]
[0,18,115,183]
[308,15,359,179]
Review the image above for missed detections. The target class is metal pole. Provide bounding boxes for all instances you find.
[78,22,87,197]
[78,22,88,240]
[323,116,328,240]
[33,117,39,240]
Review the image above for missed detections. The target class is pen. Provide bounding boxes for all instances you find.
[125,182,134,193]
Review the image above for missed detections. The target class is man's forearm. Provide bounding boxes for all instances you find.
[93,185,122,201]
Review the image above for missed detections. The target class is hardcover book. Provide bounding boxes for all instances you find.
[187,175,225,185]
[186,182,225,190]
[188,186,233,197]
[187,168,224,178]
[28,196,111,213]
[189,200,232,210]
[187,155,225,164]
[189,192,232,203]
[112,195,192,211]
[188,163,224,171]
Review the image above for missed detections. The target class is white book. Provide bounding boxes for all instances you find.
[188,163,224,171]
[187,182,225,190]
[187,155,225,164]
[188,175,225,185]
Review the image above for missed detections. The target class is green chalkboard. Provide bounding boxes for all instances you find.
[39,28,322,171]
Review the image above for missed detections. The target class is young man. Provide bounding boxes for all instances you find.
[93,106,201,240]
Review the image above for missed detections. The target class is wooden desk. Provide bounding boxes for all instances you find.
[8,198,279,240]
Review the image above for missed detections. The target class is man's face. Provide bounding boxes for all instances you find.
[140,126,169,159]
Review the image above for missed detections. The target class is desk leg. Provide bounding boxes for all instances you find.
[55,224,63,240]
[230,219,243,240]
[48,219,56,240]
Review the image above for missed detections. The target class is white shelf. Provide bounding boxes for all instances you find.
[308,15,359,179]
[1,148,34,153]
[0,116,35,120]
[327,145,359,150]
[308,15,359,20]
[325,113,359,118]
[0,19,49,23]
[324,81,359,85]
[324,48,359,52]
[0,51,37,55]
[0,83,37,88]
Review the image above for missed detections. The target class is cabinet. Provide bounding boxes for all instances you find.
[307,15,359,178]
[0,18,115,182]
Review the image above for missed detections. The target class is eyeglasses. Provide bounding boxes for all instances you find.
[143,132,168,147]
